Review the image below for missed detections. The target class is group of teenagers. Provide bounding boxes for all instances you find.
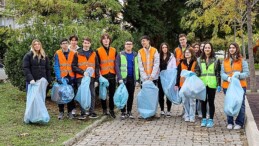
[22,33,249,130]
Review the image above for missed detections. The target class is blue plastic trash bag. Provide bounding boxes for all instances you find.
[224,75,244,117]
[75,68,94,109]
[179,70,206,101]
[51,78,74,104]
[24,78,50,124]
[137,80,159,119]
[114,83,129,109]
[99,75,109,100]
[160,69,181,104]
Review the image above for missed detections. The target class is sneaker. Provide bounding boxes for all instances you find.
[190,119,195,123]
[206,119,214,128]
[127,112,134,119]
[233,125,242,130]
[110,111,116,119]
[184,117,190,122]
[68,112,74,119]
[120,112,126,120]
[78,115,86,120]
[166,111,172,117]
[72,109,76,115]
[227,124,233,130]
[201,118,207,127]
[198,114,202,118]
[58,112,64,120]
[89,113,98,119]
[103,110,109,115]
[161,111,165,116]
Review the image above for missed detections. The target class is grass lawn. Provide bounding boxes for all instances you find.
[255,63,259,70]
[0,82,102,146]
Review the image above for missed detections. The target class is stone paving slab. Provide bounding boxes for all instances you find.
[73,90,248,146]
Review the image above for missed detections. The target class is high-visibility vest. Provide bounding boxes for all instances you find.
[97,47,116,75]
[222,58,247,88]
[76,52,96,78]
[138,47,157,76]
[179,61,196,87]
[120,53,139,80]
[175,47,184,66]
[199,60,217,88]
[56,49,75,78]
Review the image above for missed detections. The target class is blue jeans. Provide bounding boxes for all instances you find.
[182,96,196,120]
[223,88,246,126]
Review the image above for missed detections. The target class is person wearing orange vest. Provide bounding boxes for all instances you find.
[96,33,117,119]
[174,33,193,66]
[72,37,100,119]
[195,42,221,128]
[138,35,160,83]
[221,42,249,130]
[54,38,76,120]
[175,48,197,123]
[69,35,80,52]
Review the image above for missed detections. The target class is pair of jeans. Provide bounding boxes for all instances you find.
[223,88,246,126]
[182,95,196,120]
[201,86,216,119]
[121,77,135,113]
[77,77,96,114]
[157,78,172,112]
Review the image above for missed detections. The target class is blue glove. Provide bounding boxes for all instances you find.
[217,86,221,92]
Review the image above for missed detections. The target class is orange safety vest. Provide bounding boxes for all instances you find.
[139,47,157,76]
[179,61,197,87]
[97,47,116,75]
[76,52,96,78]
[175,46,193,66]
[56,49,75,78]
[222,58,247,88]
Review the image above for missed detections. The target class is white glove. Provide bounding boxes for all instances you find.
[84,72,88,77]
[94,82,98,88]
[227,77,232,83]
[119,80,123,84]
[30,80,35,84]
[135,82,140,87]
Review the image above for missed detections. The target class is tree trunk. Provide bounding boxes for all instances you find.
[246,0,257,92]
[241,25,246,59]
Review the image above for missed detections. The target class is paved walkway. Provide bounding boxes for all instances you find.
[74,89,247,146]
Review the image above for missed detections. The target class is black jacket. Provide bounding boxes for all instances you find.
[23,51,51,83]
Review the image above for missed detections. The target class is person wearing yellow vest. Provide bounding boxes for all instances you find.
[96,33,117,119]
[115,40,140,119]
[54,38,76,120]
[72,37,100,119]
[174,33,193,66]
[158,42,176,117]
[175,48,197,123]
[138,35,160,83]
[195,42,221,128]
[221,42,249,130]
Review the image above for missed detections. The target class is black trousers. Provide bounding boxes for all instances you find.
[201,86,216,119]
[158,78,172,112]
[121,77,135,113]
[58,76,76,113]
[101,78,116,111]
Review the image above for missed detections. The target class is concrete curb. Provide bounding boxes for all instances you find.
[245,97,259,146]
[62,115,108,146]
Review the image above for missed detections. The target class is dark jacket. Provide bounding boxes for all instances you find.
[72,48,100,82]
[195,57,221,86]
[23,51,51,83]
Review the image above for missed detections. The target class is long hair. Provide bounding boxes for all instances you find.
[30,39,46,59]
[200,42,215,60]
[100,33,112,45]
[159,42,171,62]
[183,48,196,61]
[192,42,202,57]
[226,42,242,60]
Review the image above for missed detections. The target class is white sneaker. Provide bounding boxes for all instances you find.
[161,111,165,116]
[166,111,172,117]
[233,125,242,130]
[227,124,233,129]
[190,119,195,123]
[72,109,76,115]
[184,117,190,122]
[198,114,202,118]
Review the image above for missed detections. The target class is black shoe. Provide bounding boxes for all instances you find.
[89,113,98,119]
[127,112,134,119]
[110,111,116,119]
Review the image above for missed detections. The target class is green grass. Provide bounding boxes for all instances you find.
[0,83,101,146]
[255,63,259,70]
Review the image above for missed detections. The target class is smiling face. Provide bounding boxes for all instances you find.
[184,49,191,59]
[193,44,200,53]
[229,44,237,55]
[161,44,168,54]
[179,36,187,47]
[83,40,91,49]
[33,41,41,52]
[125,41,133,52]
[204,44,212,56]
[141,39,150,48]
[70,37,78,47]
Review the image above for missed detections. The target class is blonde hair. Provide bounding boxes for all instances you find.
[31,39,46,59]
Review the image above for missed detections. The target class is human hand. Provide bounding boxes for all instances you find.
[94,82,98,88]
[119,80,123,84]
[227,77,232,83]
[30,80,35,84]
[84,72,89,77]
[217,86,221,92]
